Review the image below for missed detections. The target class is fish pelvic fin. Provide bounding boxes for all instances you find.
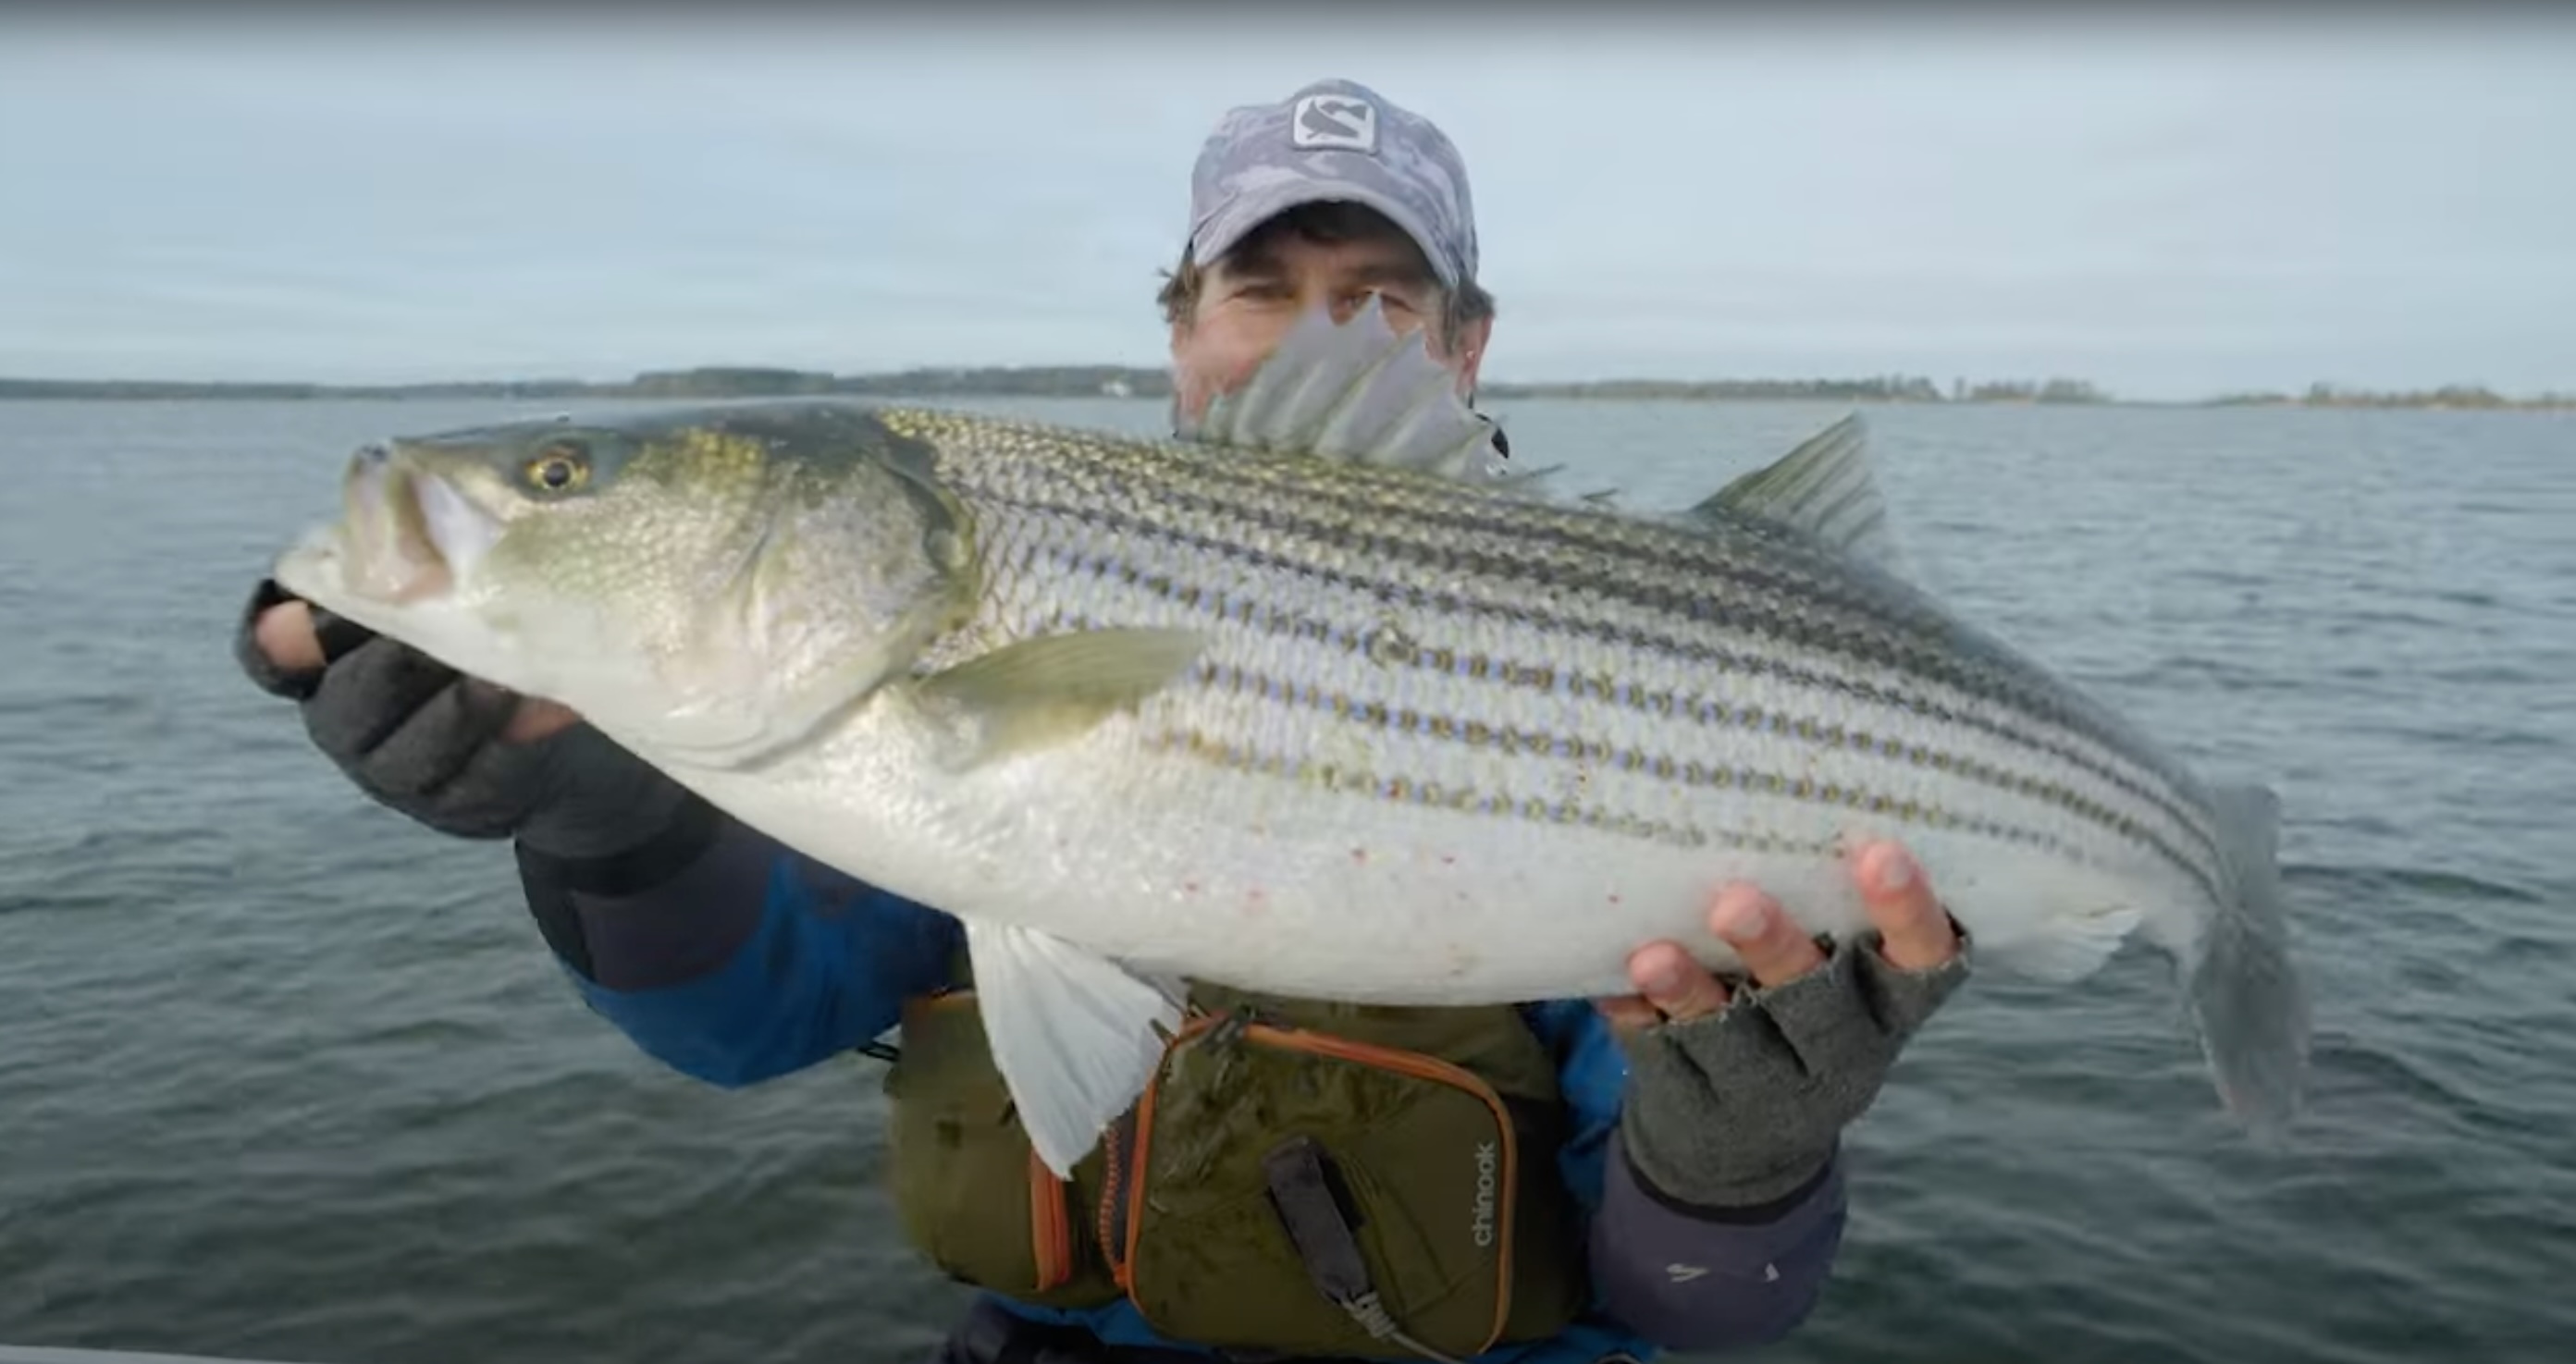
[967,918,1184,1179]
[1178,295,1507,483]
[1692,412,1906,576]
[2185,781,2313,1143]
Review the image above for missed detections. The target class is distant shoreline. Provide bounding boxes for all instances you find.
[0,367,2565,412]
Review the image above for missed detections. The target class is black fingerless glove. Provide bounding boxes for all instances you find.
[1616,928,1972,1210]
[232,577,691,860]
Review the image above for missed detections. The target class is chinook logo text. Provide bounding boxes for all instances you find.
[1471,1140,1498,1247]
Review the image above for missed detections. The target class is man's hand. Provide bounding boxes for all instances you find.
[248,596,582,744]
[234,579,676,860]
[1599,840,1971,1210]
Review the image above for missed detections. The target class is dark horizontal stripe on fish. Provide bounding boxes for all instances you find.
[979,467,2200,843]
[1176,653,2223,905]
[1041,452,2158,792]
[1016,518,2224,882]
[1138,727,2166,897]
[993,501,2224,876]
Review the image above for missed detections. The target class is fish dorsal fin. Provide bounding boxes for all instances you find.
[1690,412,1904,573]
[1177,295,1506,482]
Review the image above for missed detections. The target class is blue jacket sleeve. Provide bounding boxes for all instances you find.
[1523,1001,1846,1356]
[513,792,962,1087]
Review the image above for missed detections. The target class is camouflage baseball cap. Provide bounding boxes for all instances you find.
[1185,77,1479,289]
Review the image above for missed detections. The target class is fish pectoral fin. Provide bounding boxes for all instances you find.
[913,628,1207,768]
[1178,295,1508,483]
[967,918,1183,1179]
[1690,412,1907,576]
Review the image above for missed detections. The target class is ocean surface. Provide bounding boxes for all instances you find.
[1,395,2570,1364]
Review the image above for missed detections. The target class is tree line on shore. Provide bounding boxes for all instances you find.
[0,366,2564,410]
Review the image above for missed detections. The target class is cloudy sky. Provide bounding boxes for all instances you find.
[3,9,2569,400]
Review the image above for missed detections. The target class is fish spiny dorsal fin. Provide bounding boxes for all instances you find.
[1690,412,1904,573]
[1177,295,1506,483]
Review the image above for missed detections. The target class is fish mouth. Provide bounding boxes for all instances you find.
[334,442,497,605]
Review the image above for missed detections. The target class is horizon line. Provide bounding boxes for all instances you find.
[0,365,2567,410]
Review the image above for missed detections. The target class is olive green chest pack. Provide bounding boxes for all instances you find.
[879,972,1592,1361]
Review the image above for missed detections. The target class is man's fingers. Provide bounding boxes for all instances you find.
[1855,840,1961,971]
[253,600,325,675]
[1592,994,1664,1036]
[1608,867,1918,1036]
[1710,881,1829,989]
[504,698,584,744]
[1623,940,1731,1024]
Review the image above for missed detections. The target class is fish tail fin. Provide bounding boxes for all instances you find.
[2185,781,2313,1141]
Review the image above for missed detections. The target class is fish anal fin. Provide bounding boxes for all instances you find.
[1978,898,2144,983]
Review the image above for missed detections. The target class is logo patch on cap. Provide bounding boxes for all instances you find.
[1290,93,1378,154]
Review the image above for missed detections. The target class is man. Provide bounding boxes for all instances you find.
[233,78,1968,1363]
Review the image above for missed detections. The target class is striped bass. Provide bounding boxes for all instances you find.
[270,302,2311,1175]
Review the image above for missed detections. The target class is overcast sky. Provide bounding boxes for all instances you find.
[3,10,2570,400]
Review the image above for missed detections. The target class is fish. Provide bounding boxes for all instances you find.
[269,300,2311,1177]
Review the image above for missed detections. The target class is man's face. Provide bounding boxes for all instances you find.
[1169,214,1491,423]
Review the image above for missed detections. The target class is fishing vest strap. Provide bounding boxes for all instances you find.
[1263,1134,1472,1364]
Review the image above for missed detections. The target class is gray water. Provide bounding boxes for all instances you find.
[2,396,2570,1364]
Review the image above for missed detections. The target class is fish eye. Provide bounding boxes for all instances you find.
[524,439,591,493]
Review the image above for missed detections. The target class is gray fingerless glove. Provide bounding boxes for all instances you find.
[233,578,690,860]
[1616,928,1972,1210]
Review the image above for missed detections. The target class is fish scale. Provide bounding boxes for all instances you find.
[271,300,2311,1180]
[916,412,2231,914]
[945,412,2215,832]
